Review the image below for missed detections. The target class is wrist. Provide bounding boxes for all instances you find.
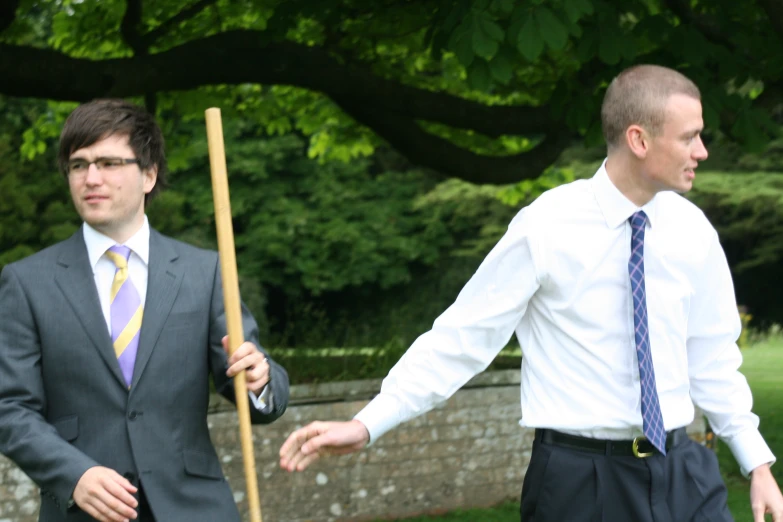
[751,463,773,479]
[352,419,371,445]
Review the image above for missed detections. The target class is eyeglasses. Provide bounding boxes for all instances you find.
[67,157,140,175]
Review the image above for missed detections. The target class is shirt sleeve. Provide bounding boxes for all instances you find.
[686,230,776,476]
[354,210,543,444]
[248,386,273,413]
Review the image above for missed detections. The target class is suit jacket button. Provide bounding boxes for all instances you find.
[128,410,138,420]
[123,472,136,483]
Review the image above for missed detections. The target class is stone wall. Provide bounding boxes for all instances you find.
[0,370,706,522]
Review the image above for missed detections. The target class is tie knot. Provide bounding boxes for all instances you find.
[630,211,648,231]
[106,245,132,268]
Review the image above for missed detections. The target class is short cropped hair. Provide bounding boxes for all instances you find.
[601,65,701,150]
[58,99,167,205]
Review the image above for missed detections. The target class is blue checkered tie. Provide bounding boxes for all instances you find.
[629,211,666,454]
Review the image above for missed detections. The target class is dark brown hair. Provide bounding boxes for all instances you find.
[601,65,701,150]
[58,99,167,205]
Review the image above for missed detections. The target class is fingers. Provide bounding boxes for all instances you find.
[88,487,137,522]
[223,338,254,362]
[74,467,138,522]
[245,361,270,394]
[752,503,776,522]
[103,474,139,513]
[279,422,327,471]
[290,450,323,472]
[750,464,783,522]
[225,342,267,375]
[279,421,370,472]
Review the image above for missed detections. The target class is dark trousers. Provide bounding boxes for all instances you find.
[137,485,156,522]
[520,430,733,522]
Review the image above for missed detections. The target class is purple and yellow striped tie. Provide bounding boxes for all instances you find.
[105,245,143,388]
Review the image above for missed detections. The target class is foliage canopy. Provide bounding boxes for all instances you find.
[2,0,782,182]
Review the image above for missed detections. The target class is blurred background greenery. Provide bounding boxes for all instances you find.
[2,2,783,519]
[1,0,783,380]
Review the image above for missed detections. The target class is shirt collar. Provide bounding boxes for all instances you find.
[592,159,658,229]
[82,216,150,270]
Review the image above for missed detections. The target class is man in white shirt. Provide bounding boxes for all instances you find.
[0,99,289,522]
[279,65,783,521]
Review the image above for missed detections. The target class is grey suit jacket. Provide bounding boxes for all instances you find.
[0,228,289,522]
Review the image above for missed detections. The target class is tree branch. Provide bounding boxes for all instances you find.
[121,0,147,55]
[335,97,573,183]
[142,0,219,48]
[0,31,555,138]
[0,0,20,34]
[0,30,566,182]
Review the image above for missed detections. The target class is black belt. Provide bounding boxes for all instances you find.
[537,427,689,458]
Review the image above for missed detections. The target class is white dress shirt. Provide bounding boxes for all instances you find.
[354,161,775,476]
[82,217,271,410]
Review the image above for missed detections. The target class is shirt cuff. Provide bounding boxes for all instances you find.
[353,394,403,446]
[248,385,273,413]
[724,428,776,477]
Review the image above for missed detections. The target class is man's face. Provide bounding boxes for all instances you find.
[67,134,156,239]
[643,93,709,194]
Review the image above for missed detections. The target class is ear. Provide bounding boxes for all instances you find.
[142,165,158,195]
[625,124,649,159]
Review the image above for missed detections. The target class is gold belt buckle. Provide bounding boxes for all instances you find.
[632,436,654,458]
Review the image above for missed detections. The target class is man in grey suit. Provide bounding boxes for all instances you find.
[0,99,289,522]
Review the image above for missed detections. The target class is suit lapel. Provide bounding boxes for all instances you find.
[54,230,128,389]
[132,230,183,389]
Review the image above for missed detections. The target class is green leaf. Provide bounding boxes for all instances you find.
[702,102,720,131]
[473,12,504,59]
[467,59,492,91]
[577,0,594,15]
[473,28,499,60]
[448,17,475,67]
[678,28,709,66]
[507,5,528,45]
[732,109,770,153]
[621,38,637,61]
[563,0,585,23]
[563,15,583,38]
[491,0,515,15]
[566,104,591,131]
[584,120,605,147]
[636,13,670,42]
[479,13,505,41]
[534,7,569,51]
[517,14,544,61]
[575,29,597,62]
[598,32,622,65]
[489,47,515,84]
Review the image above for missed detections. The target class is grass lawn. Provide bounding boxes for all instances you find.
[388,339,782,522]
[720,337,782,522]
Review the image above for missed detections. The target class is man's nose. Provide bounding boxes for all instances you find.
[693,135,708,160]
[84,162,103,184]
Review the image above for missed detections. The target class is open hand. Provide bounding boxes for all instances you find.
[279,420,370,472]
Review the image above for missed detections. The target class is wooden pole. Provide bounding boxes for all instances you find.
[205,107,263,522]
